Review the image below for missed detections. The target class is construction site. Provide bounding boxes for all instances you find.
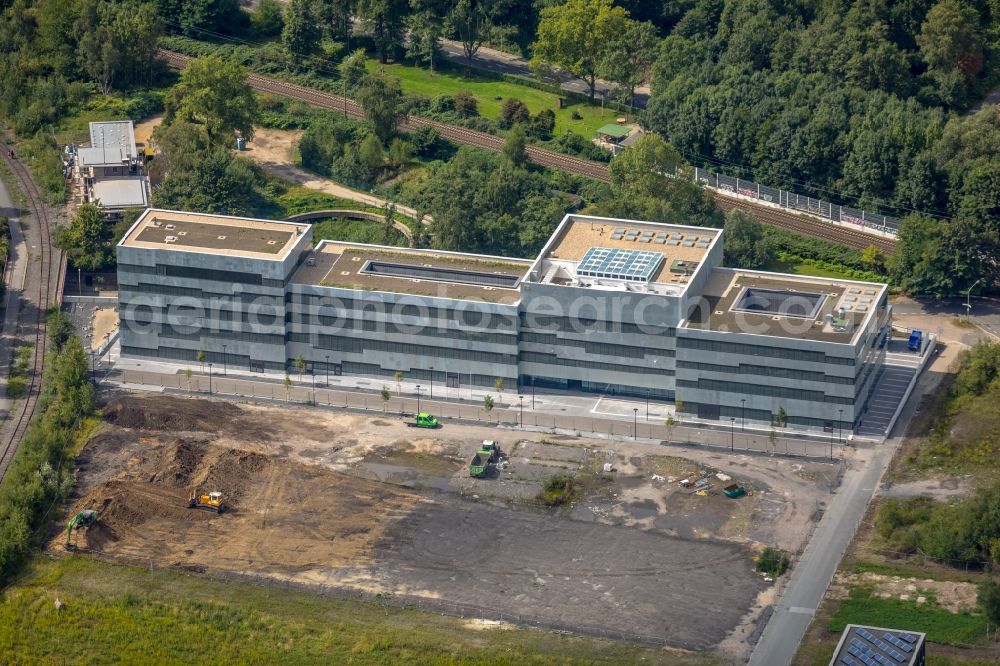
[55,391,844,655]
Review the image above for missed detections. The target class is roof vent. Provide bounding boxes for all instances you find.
[164,235,177,243]
[165,224,175,230]
[177,231,187,236]
[714,310,724,315]
[217,235,226,240]
[267,240,277,245]
[340,271,350,275]
[352,257,362,262]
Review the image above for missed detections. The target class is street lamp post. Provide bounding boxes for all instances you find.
[633,408,638,439]
[966,278,983,320]
[646,388,650,420]
[518,395,524,429]
[91,351,96,379]
[429,366,434,398]
[839,408,844,443]
[741,398,746,431]
[222,345,227,376]
[325,355,330,386]
[730,417,735,453]
[416,385,421,414]
[312,373,316,405]
[531,376,535,409]
[207,363,213,394]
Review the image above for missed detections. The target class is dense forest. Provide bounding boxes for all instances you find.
[0,0,997,294]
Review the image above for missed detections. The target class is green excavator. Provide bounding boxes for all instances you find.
[65,509,99,550]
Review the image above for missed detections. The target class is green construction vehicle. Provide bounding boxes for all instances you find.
[407,412,440,428]
[65,509,99,550]
[469,440,501,478]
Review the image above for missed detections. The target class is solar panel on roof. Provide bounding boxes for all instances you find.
[898,633,917,644]
[577,246,665,282]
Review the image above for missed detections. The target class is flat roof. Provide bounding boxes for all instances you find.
[291,242,531,304]
[532,215,719,293]
[91,178,149,209]
[78,145,130,168]
[596,124,630,138]
[684,269,887,343]
[120,209,309,259]
[89,120,137,159]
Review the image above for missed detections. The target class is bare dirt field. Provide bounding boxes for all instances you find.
[89,308,118,352]
[56,392,838,652]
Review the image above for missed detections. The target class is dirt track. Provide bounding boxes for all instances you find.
[59,393,777,649]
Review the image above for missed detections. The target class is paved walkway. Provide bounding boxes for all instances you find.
[107,351,846,459]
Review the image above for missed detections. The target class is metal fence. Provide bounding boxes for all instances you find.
[691,166,902,236]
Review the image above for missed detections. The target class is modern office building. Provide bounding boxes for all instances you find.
[117,210,891,434]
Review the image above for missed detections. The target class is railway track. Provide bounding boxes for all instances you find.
[160,49,894,253]
[0,139,66,482]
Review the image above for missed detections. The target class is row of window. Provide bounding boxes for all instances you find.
[520,351,675,376]
[676,379,853,405]
[520,331,673,360]
[677,337,855,366]
[157,325,285,346]
[676,360,853,385]
[307,334,519,367]
[288,294,518,329]
[520,314,677,337]
[121,283,283,304]
[287,317,517,344]
[119,263,284,288]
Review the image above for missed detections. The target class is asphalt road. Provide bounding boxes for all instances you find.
[891,296,1000,340]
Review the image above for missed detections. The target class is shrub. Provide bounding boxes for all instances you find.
[498,98,529,129]
[452,91,478,117]
[537,474,579,506]
[755,546,790,577]
[527,109,555,140]
[980,579,1000,624]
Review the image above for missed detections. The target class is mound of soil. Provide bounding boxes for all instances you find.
[103,395,242,431]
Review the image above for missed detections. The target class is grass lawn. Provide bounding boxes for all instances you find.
[366,58,621,139]
[828,587,990,647]
[765,256,858,280]
[255,185,417,231]
[0,556,716,665]
[311,216,408,247]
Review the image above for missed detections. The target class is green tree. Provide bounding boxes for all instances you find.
[359,134,386,180]
[776,407,787,427]
[339,48,369,93]
[294,354,306,381]
[356,73,404,144]
[483,393,494,413]
[664,415,676,439]
[197,349,206,373]
[152,149,265,216]
[453,90,478,117]
[54,204,113,271]
[599,19,658,110]
[183,367,192,391]
[608,134,682,199]
[357,0,408,63]
[860,245,886,273]
[531,0,630,101]
[282,0,321,67]
[394,369,403,394]
[380,385,391,412]
[77,0,163,94]
[251,0,284,37]
[979,578,1000,624]
[165,55,258,144]
[723,209,772,270]
[917,0,983,92]
[284,373,292,401]
[448,0,509,73]
[494,377,504,405]
[156,0,243,36]
[502,124,528,167]
[406,0,444,71]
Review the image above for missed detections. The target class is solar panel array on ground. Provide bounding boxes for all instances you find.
[577,247,665,282]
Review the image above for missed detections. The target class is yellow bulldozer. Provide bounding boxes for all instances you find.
[188,490,225,514]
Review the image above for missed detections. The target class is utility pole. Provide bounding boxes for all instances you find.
[208,363,213,394]
[519,395,524,429]
[633,408,638,439]
[741,398,746,431]
[416,385,421,414]
[730,417,735,452]
[222,345,227,376]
